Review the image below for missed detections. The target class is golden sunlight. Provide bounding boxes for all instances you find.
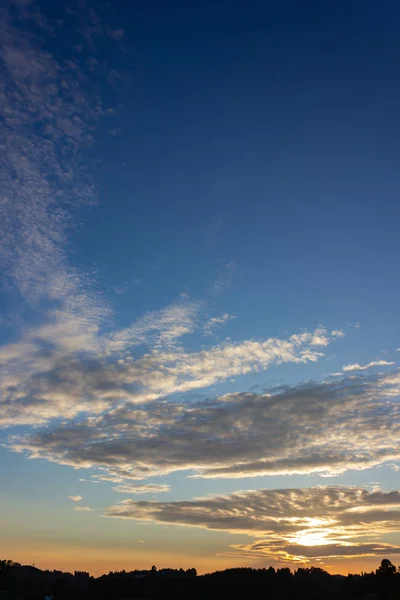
[288,518,338,547]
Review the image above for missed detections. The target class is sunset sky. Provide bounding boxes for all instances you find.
[1,0,400,577]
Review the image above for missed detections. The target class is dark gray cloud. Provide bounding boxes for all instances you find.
[11,372,400,479]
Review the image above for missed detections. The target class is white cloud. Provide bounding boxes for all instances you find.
[68,495,83,502]
[74,506,92,512]
[331,330,345,338]
[203,314,235,335]
[104,486,400,563]
[343,360,395,372]
[0,322,336,427]
[105,298,201,352]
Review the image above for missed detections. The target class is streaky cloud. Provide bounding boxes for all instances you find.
[104,485,400,563]
[10,370,400,480]
[343,360,395,372]
[111,483,170,494]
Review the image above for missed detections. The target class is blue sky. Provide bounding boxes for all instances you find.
[0,0,399,576]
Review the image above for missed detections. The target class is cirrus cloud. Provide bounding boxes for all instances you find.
[343,360,395,372]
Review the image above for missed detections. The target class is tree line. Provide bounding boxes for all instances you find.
[1,558,399,600]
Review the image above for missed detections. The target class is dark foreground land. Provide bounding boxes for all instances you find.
[1,559,400,600]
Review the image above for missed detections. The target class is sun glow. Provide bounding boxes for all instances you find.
[288,518,337,547]
[291,530,332,546]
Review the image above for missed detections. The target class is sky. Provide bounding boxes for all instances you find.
[0,0,400,577]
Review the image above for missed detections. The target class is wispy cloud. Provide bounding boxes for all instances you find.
[10,370,400,481]
[68,495,83,502]
[331,330,345,338]
[0,0,127,449]
[74,506,92,512]
[104,486,400,564]
[0,2,105,319]
[0,1,120,429]
[343,360,395,372]
[202,313,235,335]
[112,483,170,495]
[208,263,236,296]
[105,297,201,352]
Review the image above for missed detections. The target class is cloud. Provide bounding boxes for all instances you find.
[331,330,345,338]
[2,12,398,570]
[0,4,347,489]
[343,361,395,372]
[112,483,170,495]
[228,541,400,564]
[208,263,236,296]
[0,2,125,428]
[10,369,400,481]
[0,0,120,433]
[0,2,105,315]
[68,495,83,502]
[0,2,174,434]
[0,322,335,427]
[108,28,125,40]
[104,486,400,563]
[105,298,201,352]
[203,314,235,335]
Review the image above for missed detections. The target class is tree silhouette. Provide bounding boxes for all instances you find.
[377,559,396,576]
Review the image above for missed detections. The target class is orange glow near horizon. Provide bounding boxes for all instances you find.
[4,538,397,578]
[3,539,244,577]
